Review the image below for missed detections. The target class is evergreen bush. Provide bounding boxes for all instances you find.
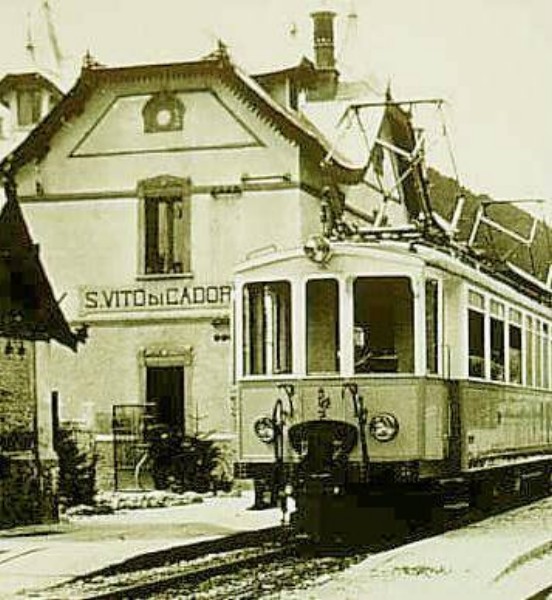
[56,427,97,507]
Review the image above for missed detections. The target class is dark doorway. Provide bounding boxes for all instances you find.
[146,366,184,435]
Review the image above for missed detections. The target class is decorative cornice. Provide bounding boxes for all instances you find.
[0,55,364,183]
[136,174,191,198]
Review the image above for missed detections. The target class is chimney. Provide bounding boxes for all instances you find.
[309,10,339,101]
[312,10,336,69]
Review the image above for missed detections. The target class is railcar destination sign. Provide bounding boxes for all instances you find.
[80,283,232,314]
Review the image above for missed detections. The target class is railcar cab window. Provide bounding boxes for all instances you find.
[243,281,292,375]
[468,290,485,378]
[307,279,340,374]
[353,277,414,374]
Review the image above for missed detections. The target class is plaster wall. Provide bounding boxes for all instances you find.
[9,69,329,490]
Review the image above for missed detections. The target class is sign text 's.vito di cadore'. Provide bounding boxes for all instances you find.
[81,284,232,313]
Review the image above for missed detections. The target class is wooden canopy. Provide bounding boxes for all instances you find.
[0,180,81,350]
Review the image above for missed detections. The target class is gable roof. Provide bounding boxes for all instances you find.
[0,180,80,350]
[0,51,365,184]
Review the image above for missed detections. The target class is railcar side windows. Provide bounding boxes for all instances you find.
[353,277,414,374]
[468,291,551,389]
[242,281,292,376]
[306,279,340,374]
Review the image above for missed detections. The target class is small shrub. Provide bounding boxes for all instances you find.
[147,426,232,494]
[56,428,97,508]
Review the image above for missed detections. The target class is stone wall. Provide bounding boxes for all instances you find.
[0,454,58,527]
[0,339,34,446]
[0,338,59,527]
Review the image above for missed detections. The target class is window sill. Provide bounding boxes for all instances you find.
[136,272,194,281]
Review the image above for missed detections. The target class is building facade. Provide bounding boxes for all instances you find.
[1,15,370,488]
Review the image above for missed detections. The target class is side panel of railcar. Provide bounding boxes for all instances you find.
[458,381,552,470]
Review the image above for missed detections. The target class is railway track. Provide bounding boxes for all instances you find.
[35,531,366,600]
[33,491,550,600]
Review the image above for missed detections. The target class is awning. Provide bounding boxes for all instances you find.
[0,180,82,350]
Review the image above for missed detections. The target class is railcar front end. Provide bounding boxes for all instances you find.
[233,242,552,541]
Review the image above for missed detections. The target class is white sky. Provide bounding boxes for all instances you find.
[0,0,551,219]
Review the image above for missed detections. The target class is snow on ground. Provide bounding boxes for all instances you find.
[278,497,552,600]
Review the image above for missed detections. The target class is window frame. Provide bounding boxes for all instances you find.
[242,280,293,377]
[305,276,341,376]
[137,175,192,279]
[16,87,42,127]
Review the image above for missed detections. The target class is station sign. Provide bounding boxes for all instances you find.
[80,283,232,314]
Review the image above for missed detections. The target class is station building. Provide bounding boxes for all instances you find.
[1,11,381,489]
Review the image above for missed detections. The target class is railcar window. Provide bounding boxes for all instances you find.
[526,317,534,387]
[536,320,543,388]
[306,279,340,374]
[543,323,550,389]
[242,281,292,376]
[425,280,439,374]
[353,277,414,374]
[468,309,485,378]
[508,325,522,384]
[508,308,522,385]
[490,301,505,381]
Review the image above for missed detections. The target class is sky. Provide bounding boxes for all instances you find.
[0,0,551,220]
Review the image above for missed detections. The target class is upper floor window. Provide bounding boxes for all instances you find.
[17,89,42,127]
[137,176,191,276]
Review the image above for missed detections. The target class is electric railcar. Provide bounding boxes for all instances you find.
[233,231,552,540]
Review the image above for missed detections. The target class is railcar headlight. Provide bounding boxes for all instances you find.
[254,417,275,444]
[303,235,331,264]
[369,413,399,442]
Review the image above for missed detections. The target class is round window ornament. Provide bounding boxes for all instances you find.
[156,108,173,127]
[254,417,275,444]
[369,413,399,442]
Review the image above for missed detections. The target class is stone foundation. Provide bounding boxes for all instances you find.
[0,453,58,528]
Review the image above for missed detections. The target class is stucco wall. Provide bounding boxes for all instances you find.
[12,68,329,489]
